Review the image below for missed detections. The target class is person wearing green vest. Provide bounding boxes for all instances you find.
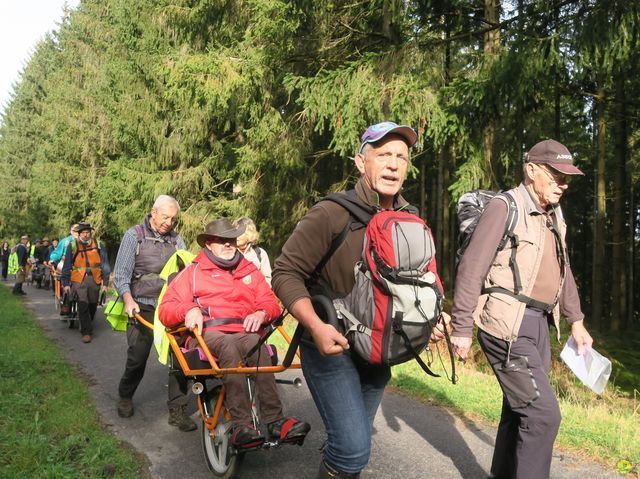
[8,247,18,276]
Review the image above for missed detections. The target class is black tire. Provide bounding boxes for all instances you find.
[201,389,239,478]
[68,319,77,329]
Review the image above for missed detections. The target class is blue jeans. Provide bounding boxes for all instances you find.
[301,340,391,475]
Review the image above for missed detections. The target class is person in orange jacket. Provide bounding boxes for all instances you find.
[62,222,110,343]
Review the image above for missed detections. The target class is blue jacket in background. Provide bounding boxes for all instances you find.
[49,235,73,263]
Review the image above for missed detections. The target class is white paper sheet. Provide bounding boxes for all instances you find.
[560,337,611,395]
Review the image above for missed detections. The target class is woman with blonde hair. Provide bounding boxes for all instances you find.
[234,217,272,286]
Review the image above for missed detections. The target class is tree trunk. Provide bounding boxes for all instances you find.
[420,154,427,221]
[483,0,500,188]
[627,144,636,330]
[591,86,607,332]
[440,19,453,292]
[610,73,627,332]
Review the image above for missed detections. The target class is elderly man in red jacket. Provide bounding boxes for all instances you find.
[159,218,310,448]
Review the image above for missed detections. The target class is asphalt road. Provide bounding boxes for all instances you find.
[14,283,619,479]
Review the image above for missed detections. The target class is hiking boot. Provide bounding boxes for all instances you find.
[117,398,134,418]
[267,417,310,444]
[231,424,265,448]
[81,335,92,343]
[168,406,197,432]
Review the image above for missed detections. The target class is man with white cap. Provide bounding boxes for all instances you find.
[273,121,441,478]
[451,139,593,479]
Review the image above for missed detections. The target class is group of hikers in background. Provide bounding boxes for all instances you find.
[2,235,60,293]
[3,121,595,479]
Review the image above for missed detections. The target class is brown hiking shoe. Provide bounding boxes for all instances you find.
[81,335,92,343]
[168,406,197,432]
[117,398,134,418]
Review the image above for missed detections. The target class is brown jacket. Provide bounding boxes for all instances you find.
[452,183,584,342]
[272,178,412,310]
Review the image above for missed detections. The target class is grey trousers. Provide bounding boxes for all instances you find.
[478,308,561,479]
[71,275,100,335]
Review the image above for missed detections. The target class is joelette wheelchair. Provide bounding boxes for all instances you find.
[134,312,306,479]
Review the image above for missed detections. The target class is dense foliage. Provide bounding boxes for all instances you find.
[1,0,638,330]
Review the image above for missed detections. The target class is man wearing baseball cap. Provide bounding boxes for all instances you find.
[273,121,443,478]
[451,139,593,479]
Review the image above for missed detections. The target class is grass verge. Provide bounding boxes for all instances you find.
[0,285,149,479]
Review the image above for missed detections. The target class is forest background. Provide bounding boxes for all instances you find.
[0,0,638,337]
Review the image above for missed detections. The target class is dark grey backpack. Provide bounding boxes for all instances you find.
[456,189,518,265]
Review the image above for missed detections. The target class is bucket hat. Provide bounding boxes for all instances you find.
[197,218,246,247]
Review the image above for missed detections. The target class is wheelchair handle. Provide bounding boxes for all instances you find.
[311,295,342,333]
[275,377,302,388]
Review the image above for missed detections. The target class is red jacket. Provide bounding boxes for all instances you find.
[159,250,280,333]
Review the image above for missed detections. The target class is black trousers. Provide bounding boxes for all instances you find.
[118,304,189,410]
[478,308,561,479]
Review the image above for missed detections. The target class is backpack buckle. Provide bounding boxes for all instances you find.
[392,312,403,333]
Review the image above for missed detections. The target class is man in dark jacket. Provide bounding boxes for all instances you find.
[12,235,29,295]
[273,122,445,478]
[113,195,195,432]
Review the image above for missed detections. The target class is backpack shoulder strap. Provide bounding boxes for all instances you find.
[71,240,78,262]
[255,246,263,263]
[496,191,518,251]
[322,190,376,229]
[133,224,145,255]
[307,190,376,290]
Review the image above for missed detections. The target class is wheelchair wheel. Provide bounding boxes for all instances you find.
[201,387,240,478]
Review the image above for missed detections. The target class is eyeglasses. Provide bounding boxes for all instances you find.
[535,164,571,186]
[211,236,237,245]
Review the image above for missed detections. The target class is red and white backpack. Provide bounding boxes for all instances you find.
[333,209,444,369]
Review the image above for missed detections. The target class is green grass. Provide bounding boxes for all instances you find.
[0,286,149,479]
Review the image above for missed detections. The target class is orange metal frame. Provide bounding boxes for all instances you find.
[51,265,61,301]
[133,313,302,432]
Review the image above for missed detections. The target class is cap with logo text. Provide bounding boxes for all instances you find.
[524,139,584,175]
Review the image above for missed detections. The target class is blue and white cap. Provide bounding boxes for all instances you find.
[359,121,418,153]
